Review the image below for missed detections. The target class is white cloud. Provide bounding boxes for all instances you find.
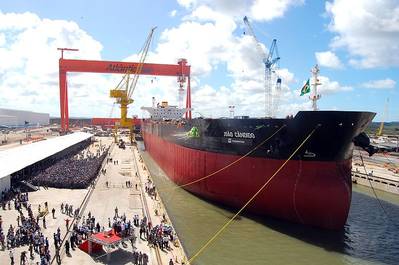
[0,11,41,30]
[361,78,396,89]
[279,101,312,116]
[325,0,399,68]
[145,6,299,119]
[170,10,177,17]
[177,0,197,9]
[0,33,5,46]
[317,75,352,94]
[155,6,237,76]
[0,1,305,120]
[315,51,343,69]
[177,0,303,21]
[295,75,352,97]
[0,10,109,117]
[251,0,304,21]
[0,3,300,119]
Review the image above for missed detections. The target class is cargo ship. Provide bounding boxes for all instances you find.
[140,67,376,230]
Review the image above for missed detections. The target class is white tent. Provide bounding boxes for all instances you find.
[0,132,92,192]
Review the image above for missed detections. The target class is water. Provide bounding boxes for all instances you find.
[140,149,399,265]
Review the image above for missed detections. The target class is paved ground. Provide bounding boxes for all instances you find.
[0,136,188,265]
[132,143,188,265]
[0,137,104,265]
[0,127,57,151]
[61,138,153,265]
[353,150,399,181]
[61,136,188,265]
[0,188,87,264]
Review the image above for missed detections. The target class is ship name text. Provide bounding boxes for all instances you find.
[224,131,255,139]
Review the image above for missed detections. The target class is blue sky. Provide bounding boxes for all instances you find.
[0,0,398,121]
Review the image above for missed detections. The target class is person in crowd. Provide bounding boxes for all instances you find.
[65,240,70,256]
[9,249,14,264]
[65,218,70,231]
[25,145,110,189]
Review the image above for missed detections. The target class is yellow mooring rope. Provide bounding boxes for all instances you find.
[187,126,318,264]
[160,124,287,193]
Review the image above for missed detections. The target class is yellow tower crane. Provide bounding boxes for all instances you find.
[110,27,156,144]
[376,98,389,137]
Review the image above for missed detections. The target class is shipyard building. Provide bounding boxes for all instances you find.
[0,108,49,127]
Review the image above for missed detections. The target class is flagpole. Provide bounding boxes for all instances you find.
[310,64,321,111]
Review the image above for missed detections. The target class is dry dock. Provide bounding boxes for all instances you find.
[0,136,187,265]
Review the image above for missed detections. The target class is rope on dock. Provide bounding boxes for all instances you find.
[358,151,393,223]
[131,146,165,265]
[160,124,287,192]
[187,126,318,264]
[50,142,113,264]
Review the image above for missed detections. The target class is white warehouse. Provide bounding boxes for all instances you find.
[0,108,50,127]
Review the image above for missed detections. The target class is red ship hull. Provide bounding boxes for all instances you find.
[143,131,352,230]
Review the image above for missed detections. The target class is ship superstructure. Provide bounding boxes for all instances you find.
[141,100,189,120]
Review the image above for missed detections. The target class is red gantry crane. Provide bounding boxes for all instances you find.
[58,49,191,133]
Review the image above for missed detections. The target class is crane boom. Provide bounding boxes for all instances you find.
[110,27,156,142]
[243,16,281,118]
[243,16,267,62]
[127,27,156,99]
[376,98,389,136]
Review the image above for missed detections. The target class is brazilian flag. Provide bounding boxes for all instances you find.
[300,79,310,96]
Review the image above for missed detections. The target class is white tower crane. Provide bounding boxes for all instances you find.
[243,16,281,118]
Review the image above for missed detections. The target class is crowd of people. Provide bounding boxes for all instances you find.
[1,189,26,210]
[131,250,149,265]
[61,203,79,218]
[0,139,184,264]
[145,180,157,200]
[0,192,58,265]
[62,202,178,265]
[143,181,177,252]
[30,146,109,189]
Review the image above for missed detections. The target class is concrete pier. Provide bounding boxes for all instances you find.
[352,150,399,195]
[0,136,188,265]
[132,143,189,265]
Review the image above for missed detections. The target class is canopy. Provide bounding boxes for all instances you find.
[0,132,92,180]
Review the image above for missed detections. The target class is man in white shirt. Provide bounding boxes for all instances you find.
[9,249,14,264]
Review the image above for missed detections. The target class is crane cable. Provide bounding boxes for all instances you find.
[108,102,116,128]
[109,102,115,118]
[358,150,392,223]
[127,27,156,99]
[159,124,287,193]
[112,27,156,101]
[114,71,129,92]
[187,126,318,264]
